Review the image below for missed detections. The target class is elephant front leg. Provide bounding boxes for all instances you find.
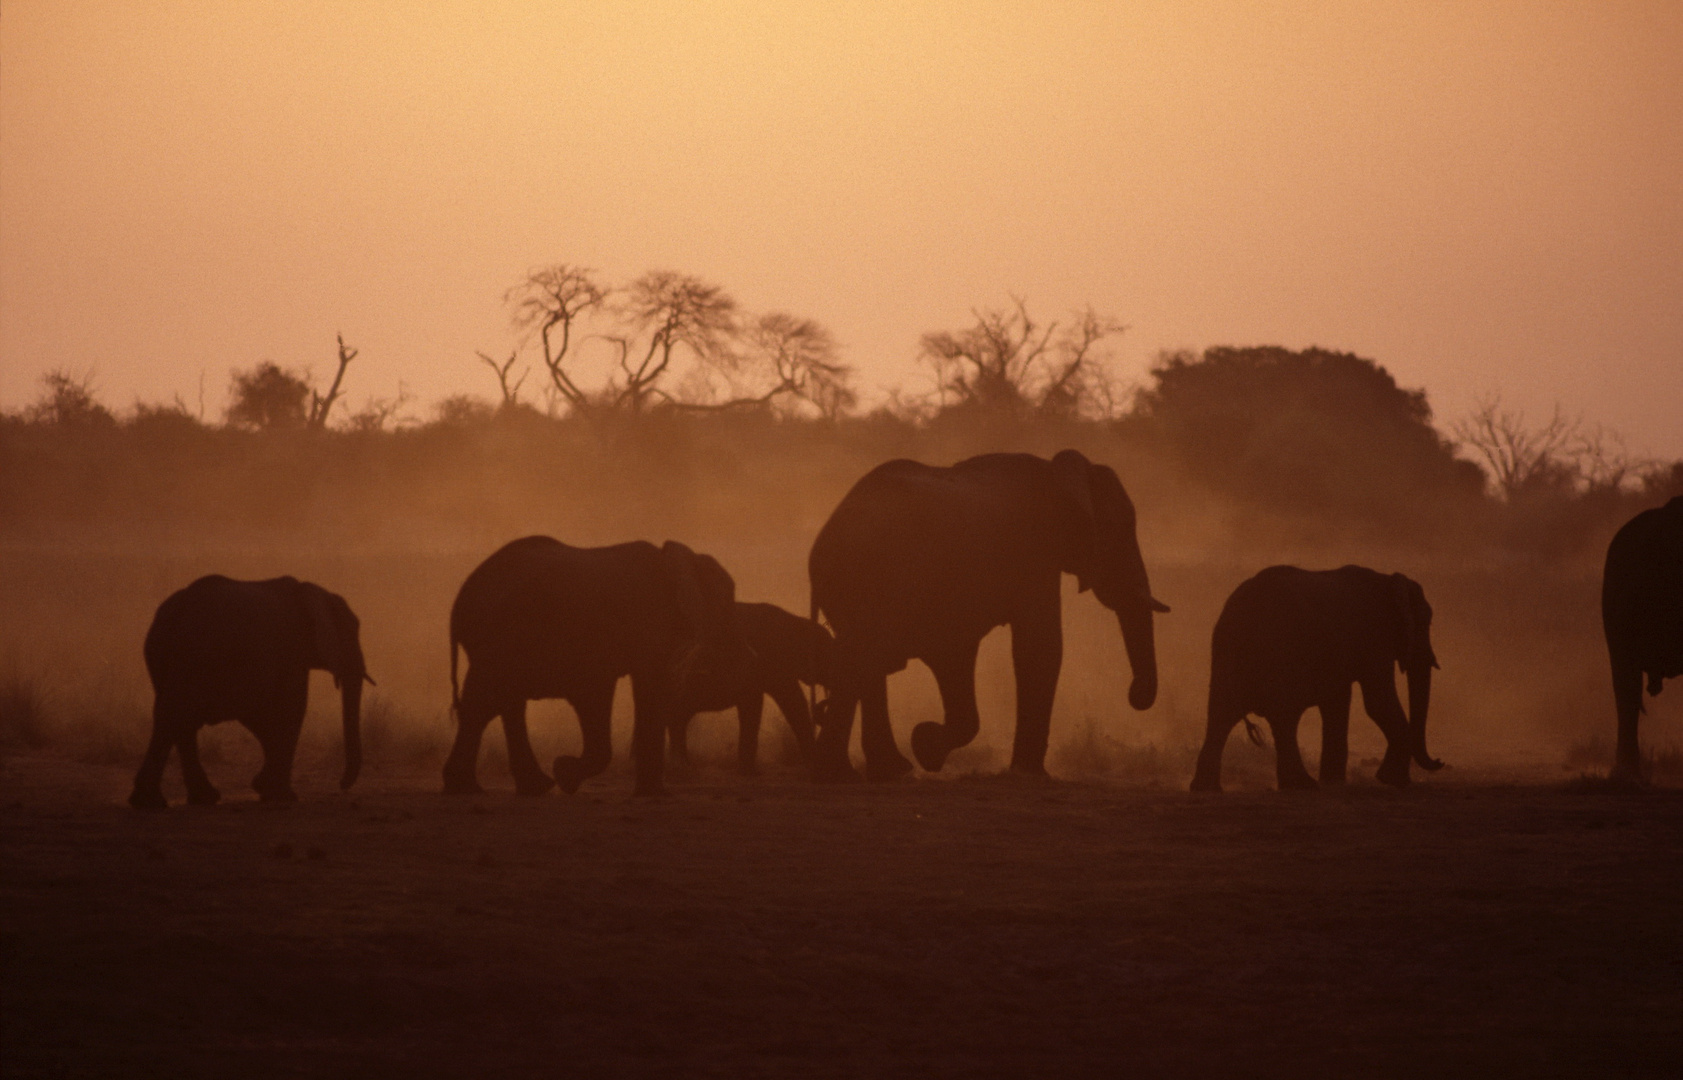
[1008,609,1061,776]
[1360,676,1412,788]
[1318,684,1354,787]
[502,700,556,796]
[913,641,983,774]
[1268,711,1318,791]
[628,675,671,797]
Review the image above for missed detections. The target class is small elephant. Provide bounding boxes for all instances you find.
[668,601,832,773]
[1602,496,1683,782]
[1191,565,1444,792]
[445,535,753,797]
[130,575,369,810]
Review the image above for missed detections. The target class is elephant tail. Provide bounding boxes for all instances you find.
[1242,716,1265,747]
[449,628,461,718]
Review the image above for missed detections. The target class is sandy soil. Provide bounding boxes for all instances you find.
[2,752,1679,1080]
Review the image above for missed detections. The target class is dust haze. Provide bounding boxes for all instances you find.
[3,403,1675,788]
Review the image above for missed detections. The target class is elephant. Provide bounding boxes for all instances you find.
[129,575,369,810]
[808,450,1168,781]
[444,535,752,798]
[1601,496,1683,782]
[668,601,832,774]
[1190,565,1444,793]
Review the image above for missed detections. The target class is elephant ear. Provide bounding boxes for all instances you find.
[660,541,708,636]
[1389,573,1438,673]
[301,583,356,688]
[1050,449,1099,591]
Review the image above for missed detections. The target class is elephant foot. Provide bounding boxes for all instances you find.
[513,772,557,797]
[1319,773,1347,788]
[256,787,297,804]
[442,775,485,796]
[632,782,670,798]
[552,756,591,795]
[1008,760,1049,778]
[129,788,169,811]
[736,761,761,778]
[864,752,915,783]
[1277,773,1319,792]
[910,723,953,773]
[187,786,222,806]
[1608,761,1647,787]
[1375,758,1411,788]
[1189,773,1223,793]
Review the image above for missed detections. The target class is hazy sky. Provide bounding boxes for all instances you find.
[3,1,1679,454]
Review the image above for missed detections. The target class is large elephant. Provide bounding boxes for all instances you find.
[808,450,1167,781]
[129,575,369,810]
[1602,496,1683,782]
[1190,565,1443,792]
[668,601,831,774]
[444,535,751,797]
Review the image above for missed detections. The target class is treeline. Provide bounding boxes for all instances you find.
[4,339,1677,562]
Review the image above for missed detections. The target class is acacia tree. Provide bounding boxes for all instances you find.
[609,271,738,413]
[1452,396,1650,499]
[505,264,608,411]
[920,296,1126,419]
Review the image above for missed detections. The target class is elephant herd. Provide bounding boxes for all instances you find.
[127,451,1683,809]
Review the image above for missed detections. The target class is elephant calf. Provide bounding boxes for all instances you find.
[1190,565,1444,792]
[130,575,369,810]
[668,601,832,773]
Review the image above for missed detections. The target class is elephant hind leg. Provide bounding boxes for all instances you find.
[860,674,913,782]
[734,693,765,776]
[811,685,861,782]
[443,672,497,795]
[1269,711,1318,791]
[1191,686,1245,793]
[914,643,983,774]
[502,700,556,796]
[1609,652,1646,783]
[248,714,300,803]
[554,680,615,795]
[178,724,222,805]
[130,709,178,810]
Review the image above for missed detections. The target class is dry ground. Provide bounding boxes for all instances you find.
[2,751,1679,1080]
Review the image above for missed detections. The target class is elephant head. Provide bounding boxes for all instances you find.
[661,541,754,697]
[1388,573,1443,772]
[300,582,368,790]
[1051,449,1169,710]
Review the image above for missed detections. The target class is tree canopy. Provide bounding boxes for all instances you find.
[1130,346,1484,518]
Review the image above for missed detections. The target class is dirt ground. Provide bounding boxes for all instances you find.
[2,751,1679,1080]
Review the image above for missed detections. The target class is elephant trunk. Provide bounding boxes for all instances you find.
[339,673,363,790]
[1406,663,1442,772]
[1118,606,1159,711]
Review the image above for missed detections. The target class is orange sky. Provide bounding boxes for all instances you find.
[2,1,1679,455]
